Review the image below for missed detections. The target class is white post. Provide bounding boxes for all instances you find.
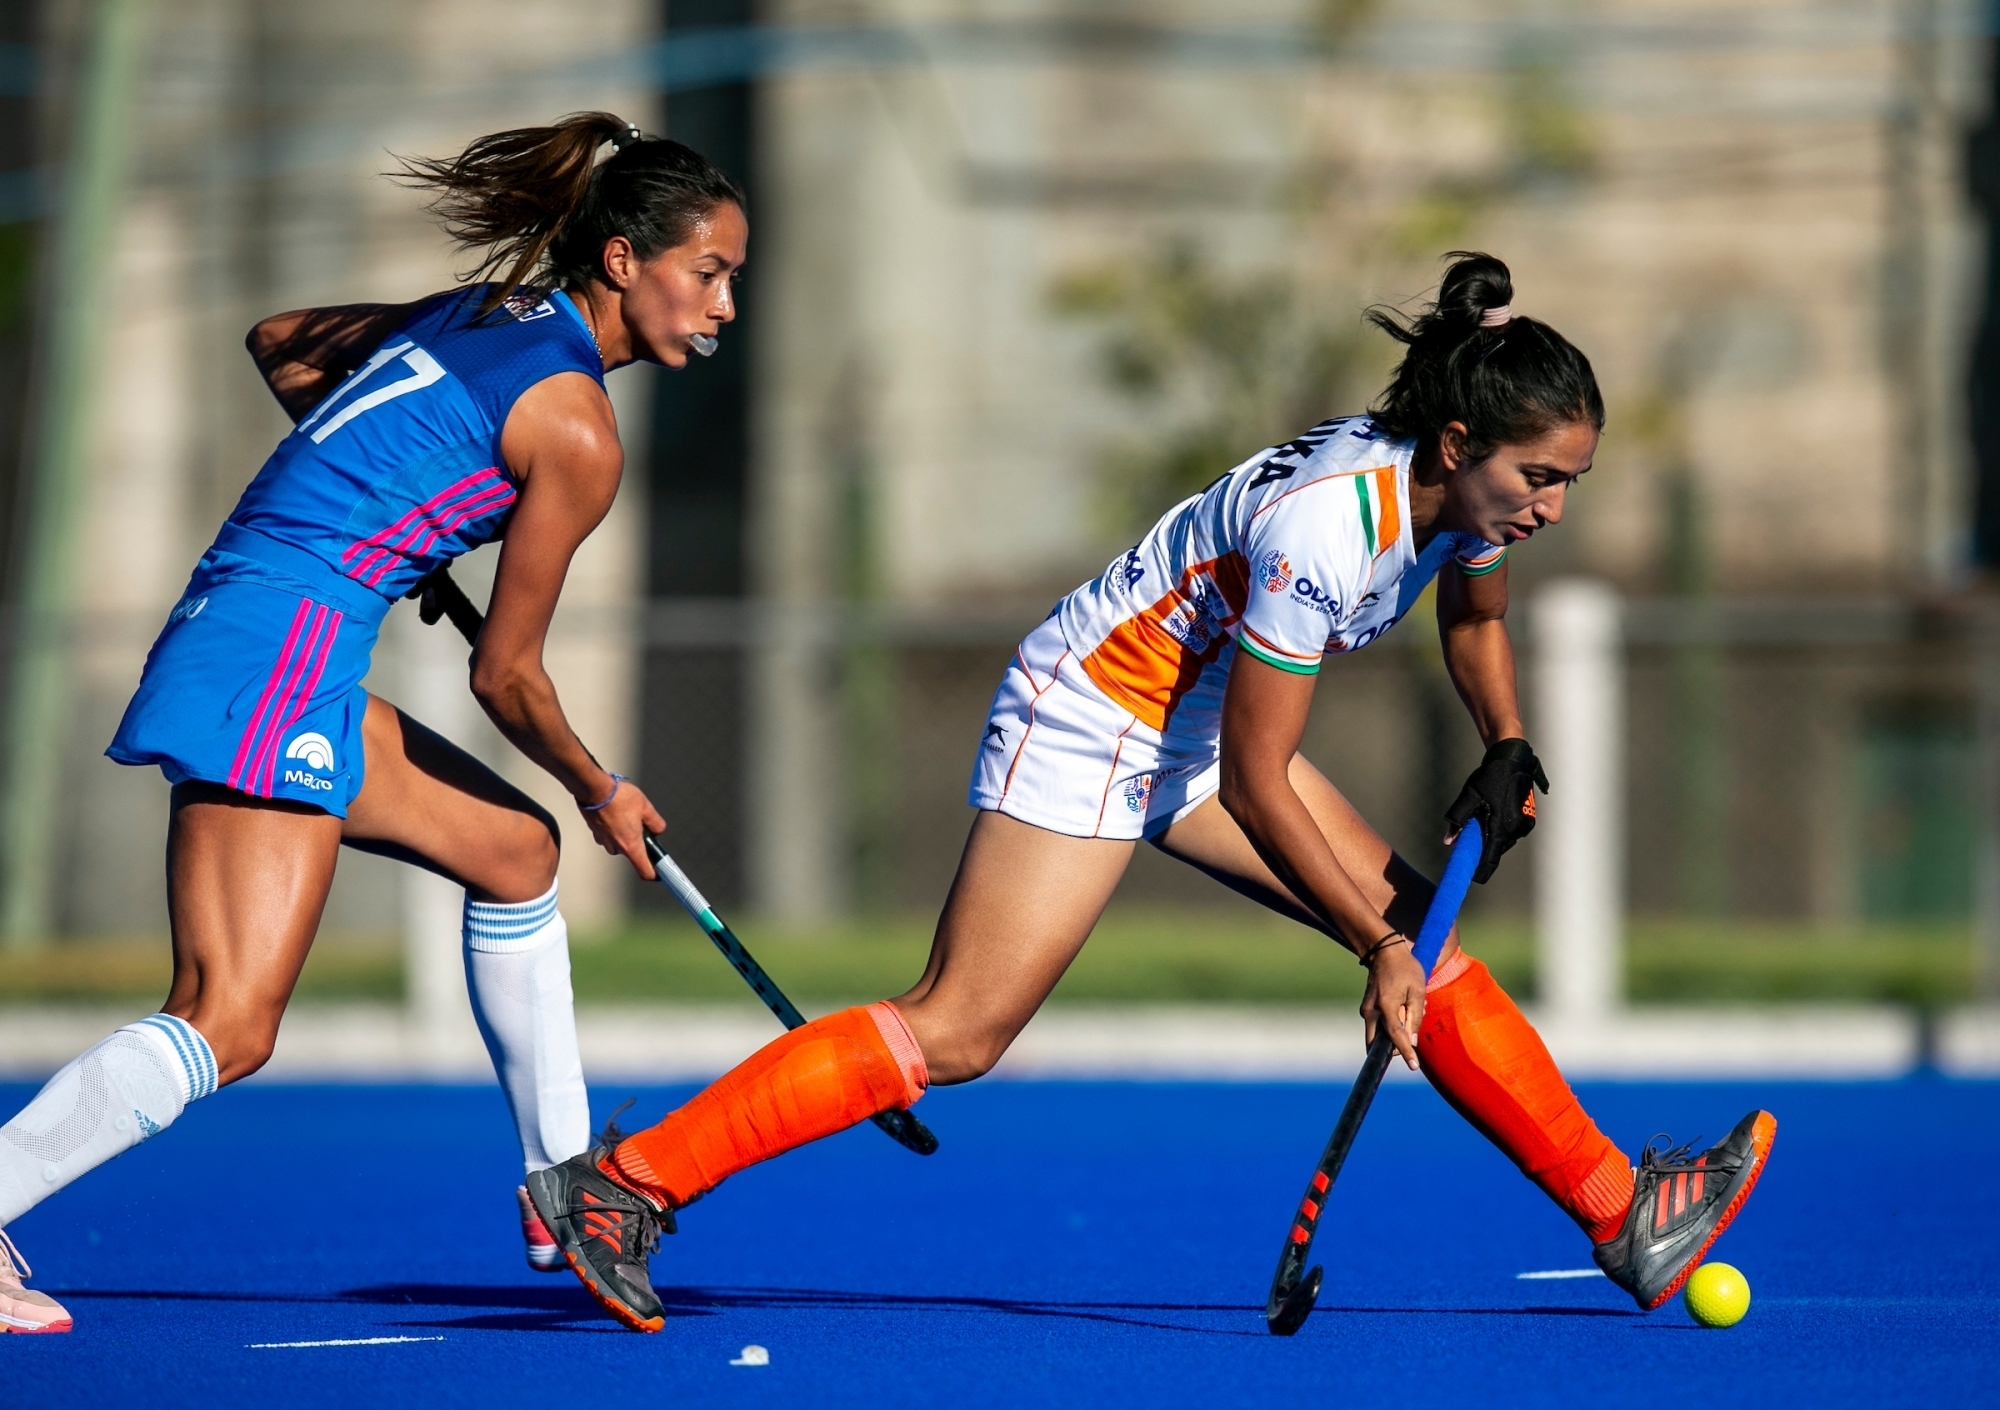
[1533,579,1625,1025]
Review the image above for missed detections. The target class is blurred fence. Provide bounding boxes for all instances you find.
[635,585,2000,972]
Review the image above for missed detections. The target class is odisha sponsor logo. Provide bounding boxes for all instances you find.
[1258,548,1293,594]
[1122,773,1153,813]
[1291,577,1339,615]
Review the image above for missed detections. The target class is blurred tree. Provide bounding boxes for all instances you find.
[1050,242,1368,533]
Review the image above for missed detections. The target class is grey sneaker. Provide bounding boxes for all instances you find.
[0,1230,71,1333]
[526,1146,673,1333]
[1593,1109,1777,1310]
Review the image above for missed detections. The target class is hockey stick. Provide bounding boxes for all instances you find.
[1263,816,1482,1335]
[406,565,940,1158]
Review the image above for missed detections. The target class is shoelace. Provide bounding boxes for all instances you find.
[1639,1132,1736,1178]
[0,1228,31,1281]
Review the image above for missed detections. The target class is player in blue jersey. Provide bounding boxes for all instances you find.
[0,113,745,1332]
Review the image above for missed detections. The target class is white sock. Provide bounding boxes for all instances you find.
[0,1014,216,1226]
[463,882,590,1173]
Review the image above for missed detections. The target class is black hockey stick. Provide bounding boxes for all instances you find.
[407,565,939,1158]
[1264,816,1482,1335]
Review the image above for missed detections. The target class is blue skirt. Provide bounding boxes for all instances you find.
[107,536,394,818]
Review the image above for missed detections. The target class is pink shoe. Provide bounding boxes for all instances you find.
[0,1230,72,1333]
[517,1185,563,1272]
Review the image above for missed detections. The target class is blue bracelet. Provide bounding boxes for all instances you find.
[581,773,626,813]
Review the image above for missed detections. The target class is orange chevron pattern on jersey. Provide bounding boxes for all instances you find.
[1079,553,1251,730]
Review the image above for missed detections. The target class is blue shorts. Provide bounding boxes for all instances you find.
[107,538,393,818]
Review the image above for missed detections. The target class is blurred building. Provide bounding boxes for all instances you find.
[1,0,1993,946]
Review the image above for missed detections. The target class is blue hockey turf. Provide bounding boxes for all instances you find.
[3,1076,1993,1407]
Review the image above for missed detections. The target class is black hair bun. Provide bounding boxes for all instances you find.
[1436,251,1514,326]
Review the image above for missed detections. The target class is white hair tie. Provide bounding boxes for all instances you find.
[1479,304,1512,328]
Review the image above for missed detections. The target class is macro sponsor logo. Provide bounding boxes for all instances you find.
[1258,549,1293,594]
[285,732,336,772]
[1291,577,1339,615]
[1123,773,1153,813]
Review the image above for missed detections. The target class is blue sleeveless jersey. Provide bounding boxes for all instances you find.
[107,285,604,815]
[220,284,603,601]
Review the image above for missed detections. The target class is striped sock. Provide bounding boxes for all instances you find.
[0,1014,216,1227]
[464,882,591,1172]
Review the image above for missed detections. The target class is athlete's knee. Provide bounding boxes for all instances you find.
[171,1003,277,1085]
[905,1017,1013,1086]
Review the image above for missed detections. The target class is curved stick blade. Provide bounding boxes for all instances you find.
[1266,1265,1323,1336]
[872,1107,939,1155]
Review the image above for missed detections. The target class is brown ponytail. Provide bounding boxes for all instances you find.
[396,111,745,315]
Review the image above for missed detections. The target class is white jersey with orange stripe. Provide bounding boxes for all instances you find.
[1054,415,1505,735]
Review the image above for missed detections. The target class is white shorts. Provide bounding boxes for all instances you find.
[968,615,1226,841]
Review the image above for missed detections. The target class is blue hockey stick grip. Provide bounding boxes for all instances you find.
[1410,817,1481,978]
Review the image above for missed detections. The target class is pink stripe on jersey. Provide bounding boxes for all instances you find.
[254,607,344,795]
[341,469,517,586]
[242,604,336,797]
[353,481,515,586]
[227,599,314,792]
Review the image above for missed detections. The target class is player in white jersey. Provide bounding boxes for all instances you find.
[522,253,1775,1332]
[979,414,1506,841]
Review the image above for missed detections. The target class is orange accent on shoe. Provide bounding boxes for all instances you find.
[1644,1112,1778,1310]
[1417,955,1633,1243]
[1523,793,1537,819]
[612,1005,920,1207]
[1655,1182,1670,1231]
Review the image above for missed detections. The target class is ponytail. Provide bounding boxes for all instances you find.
[1367,252,1603,459]
[396,111,746,315]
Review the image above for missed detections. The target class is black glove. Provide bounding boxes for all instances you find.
[1444,738,1549,884]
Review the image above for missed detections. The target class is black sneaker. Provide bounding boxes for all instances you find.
[526,1141,675,1333]
[1593,1109,1777,1310]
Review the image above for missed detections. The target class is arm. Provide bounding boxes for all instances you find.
[1437,559,1548,882]
[246,299,433,421]
[471,371,666,878]
[1218,655,1429,1069]
[1436,558,1523,745]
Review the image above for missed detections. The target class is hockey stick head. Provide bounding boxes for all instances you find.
[1267,1264,1323,1336]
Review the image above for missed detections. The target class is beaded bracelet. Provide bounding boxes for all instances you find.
[1356,931,1411,967]
[581,772,627,813]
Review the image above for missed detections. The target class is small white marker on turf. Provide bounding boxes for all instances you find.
[248,1336,446,1348]
[730,1344,769,1366]
[1516,1269,1605,1281]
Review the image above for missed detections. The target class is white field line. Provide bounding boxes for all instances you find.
[1516,1269,1606,1280]
[248,1336,446,1348]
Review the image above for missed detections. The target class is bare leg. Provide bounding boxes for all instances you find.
[893,810,1135,1085]
[165,694,559,1086]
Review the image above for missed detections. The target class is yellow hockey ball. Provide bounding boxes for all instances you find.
[1683,1262,1751,1327]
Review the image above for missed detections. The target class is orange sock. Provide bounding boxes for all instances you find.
[609,1002,927,1207]
[1418,953,1633,1244]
